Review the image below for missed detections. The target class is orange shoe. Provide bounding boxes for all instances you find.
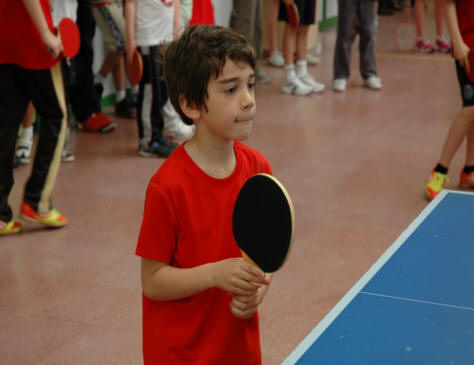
[80,113,117,133]
[0,220,23,235]
[20,202,67,228]
[459,170,474,188]
[425,170,449,201]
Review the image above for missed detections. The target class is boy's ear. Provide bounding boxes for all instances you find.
[179,95,201,121]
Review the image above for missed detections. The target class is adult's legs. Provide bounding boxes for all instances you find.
[333,0,357,80]
[358,0,378,79]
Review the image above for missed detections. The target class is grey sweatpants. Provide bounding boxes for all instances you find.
[333,0,377,80]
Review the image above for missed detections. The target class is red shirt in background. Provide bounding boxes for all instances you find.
[0,0,59,70]
[136,141,271,365]
[189,0,214,25]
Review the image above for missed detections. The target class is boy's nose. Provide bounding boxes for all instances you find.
[241,89,255,110]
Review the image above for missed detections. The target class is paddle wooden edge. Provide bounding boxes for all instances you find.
[255,173,295,271]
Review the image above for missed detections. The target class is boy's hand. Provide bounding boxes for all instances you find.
[42,31,62,59]
[230,274,272,319]
[212,258,269,296]
[453,41,471,74]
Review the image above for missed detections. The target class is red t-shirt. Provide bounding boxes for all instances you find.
[0,0,59,69]
[136,141,271,365]
[189,0,214,25]
[456,0,474,49]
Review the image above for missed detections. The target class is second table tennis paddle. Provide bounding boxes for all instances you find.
[57,18,80,58]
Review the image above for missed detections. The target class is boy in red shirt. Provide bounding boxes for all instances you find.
[425,0,474,200]
[136,25,272,364]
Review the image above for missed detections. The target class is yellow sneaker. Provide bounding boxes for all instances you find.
[426,170,449,201]
[0,220,23,235]
[20,202,67,227]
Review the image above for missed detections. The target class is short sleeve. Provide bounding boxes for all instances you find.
[136,182,177,263]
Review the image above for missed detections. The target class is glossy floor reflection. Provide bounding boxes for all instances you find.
[2,10,465,365]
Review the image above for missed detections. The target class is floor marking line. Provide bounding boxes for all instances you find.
[360,291,474,312]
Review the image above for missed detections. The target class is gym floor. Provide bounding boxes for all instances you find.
[2,9,465,365]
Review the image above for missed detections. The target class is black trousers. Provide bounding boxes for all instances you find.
[0,63,67,222]
[136,45,166,147]
[68,0,102,123]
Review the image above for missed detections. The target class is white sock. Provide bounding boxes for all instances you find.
[296,60,308,77]
[19,125,33,145]
[284,64,296,82]
[116,89,126,102]
[94,73,106,84]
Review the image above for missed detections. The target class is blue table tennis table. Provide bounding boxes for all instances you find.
[283,190,474,365]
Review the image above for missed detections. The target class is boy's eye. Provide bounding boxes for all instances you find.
[248,81,255,91]
[225,86,236,94]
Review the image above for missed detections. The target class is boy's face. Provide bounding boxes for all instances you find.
[197,59,256,143]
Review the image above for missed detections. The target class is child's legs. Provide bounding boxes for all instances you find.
[112,56,126,93]
[267,0,280,53]
[334,0,357,80]
[0,65,29,222]
[296,25,310,61]
[414,0,426,38]
[357,0,377,79]
[438,106,474,167]
[230,0,261,60]
[22,102,36,129]
[22,64,67,214]
[433,0,444,37]
[148,45,167,144]
[283,23,298,65]
[136,47,152,147]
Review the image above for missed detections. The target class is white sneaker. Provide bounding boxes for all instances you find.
[365,76,382,90]
[332,78,347,92]
[15,136,33,164]
[298,73,325,93]
[268,51,285,67]
[307,53,320,65]
[162,99,195,141]
[281,77,312,96]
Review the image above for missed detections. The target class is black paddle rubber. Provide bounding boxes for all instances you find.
[232,174,294,273]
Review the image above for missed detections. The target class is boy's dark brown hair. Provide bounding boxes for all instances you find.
[164,25,256,126]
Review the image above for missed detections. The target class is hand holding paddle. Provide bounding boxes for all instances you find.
[212,258,269,297]
[126,49,144,86]
[286,1,300,28]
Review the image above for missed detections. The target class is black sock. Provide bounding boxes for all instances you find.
[463,165,474,174]
[434,163,448,174]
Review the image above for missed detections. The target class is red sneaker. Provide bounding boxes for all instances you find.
[459,170,474,188]
[415,39,435,54]
[81,113,117,133]
[20,202,67,228]
[436,37,452,53]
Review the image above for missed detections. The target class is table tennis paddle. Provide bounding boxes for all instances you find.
[395,0,416,53]
[126,49,143,86]
[466,51,474,83]
[232,173,295,273]
[57,18,80,58]
[287,2,300,28]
